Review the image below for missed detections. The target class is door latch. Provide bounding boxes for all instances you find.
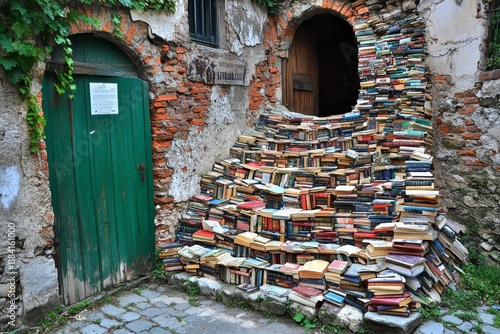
[137,163,146,183]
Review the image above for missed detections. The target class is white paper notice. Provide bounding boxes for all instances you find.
[90,82,119,115]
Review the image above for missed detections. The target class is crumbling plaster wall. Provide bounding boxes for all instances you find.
[132,0,269,242]
[0,77,58,328]
[419,0,500,245]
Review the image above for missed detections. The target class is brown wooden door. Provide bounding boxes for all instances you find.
[282,15,359,117]
[283,23,318,116]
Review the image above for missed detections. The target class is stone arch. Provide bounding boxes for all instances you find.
[278,3,359,116]
[66,6,164,87]
[278,2,356,55]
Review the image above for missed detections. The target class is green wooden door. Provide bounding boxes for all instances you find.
[42,37,154,305]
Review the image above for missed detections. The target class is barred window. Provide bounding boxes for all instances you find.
[487,0,500,69]
[188,0,219,46]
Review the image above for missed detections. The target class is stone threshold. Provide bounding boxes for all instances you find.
[167,272,423,334]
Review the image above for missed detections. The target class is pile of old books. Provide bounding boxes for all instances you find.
[170,14,468,317]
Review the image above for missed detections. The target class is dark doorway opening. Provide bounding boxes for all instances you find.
[283,14,359,117]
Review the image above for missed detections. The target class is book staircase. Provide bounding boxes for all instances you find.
[160,14,469,318]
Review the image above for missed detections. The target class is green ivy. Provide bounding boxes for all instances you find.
[254,0,281,13]
[0,0,175,153]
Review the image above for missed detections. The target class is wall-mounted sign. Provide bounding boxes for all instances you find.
[90,82,119,115]
[188,56,249,86]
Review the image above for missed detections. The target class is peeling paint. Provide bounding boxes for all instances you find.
[226,0,267,55]
[166,86,242,202]
[0,166,20,210]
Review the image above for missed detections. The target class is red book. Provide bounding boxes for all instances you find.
[370,291,411,306]
[192,229,216,239]
[292,285,322,298]
[236,201,266,210]
[327,260,349,274]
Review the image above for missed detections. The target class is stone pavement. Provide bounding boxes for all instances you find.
[47,277,499,334]
[52,281,305,334]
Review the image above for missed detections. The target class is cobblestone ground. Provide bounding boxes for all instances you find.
[43,280,499,334]
[51,282,305,334]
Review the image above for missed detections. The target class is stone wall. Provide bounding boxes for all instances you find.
[419,0,500,246]
[1,0,499,330]
[0,78,58,327]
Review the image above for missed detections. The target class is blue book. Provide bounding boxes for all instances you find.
[324,291,345,305]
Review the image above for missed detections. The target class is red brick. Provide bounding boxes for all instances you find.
[479,69,500,81]
[151,114,170,121]
[193,106,207,113]
[433,75,451,84]
[450,126,465,133]
[463,97,479,104]
[458,105,478,115]
[465,159,488,167]
[466,125,480,133]
[157,94,178,101]
[161,45,170,52]
[190,119,205,126]
[458,149,476,156]
[463,133,482,140]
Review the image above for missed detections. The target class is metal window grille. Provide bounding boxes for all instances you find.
[487,0,500,70]
[188,0,218,46]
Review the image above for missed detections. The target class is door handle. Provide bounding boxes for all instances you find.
[137,163,146,183]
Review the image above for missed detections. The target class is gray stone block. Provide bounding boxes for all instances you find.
[482,324,500,334]
[152,315,184,330]
[318,302,342,325]
[442,314,463,326]
[260,295,287,316]
[336,304,365,332]
[140,307,166,317]
[101,304,127,317]
[479,312,495,325]
[99,318,122,328]
[80,324,108,334]
[139,288,162,300]
[197,277,222,297]
[19,256,59,321]
[116,311,141,322]
[457,321,474,332]
[288,301,317,320]
[364,311,423,334]
[149,327,172,334]
[414,321,445,334]
[116,293,148,307]
[125,319,155,332]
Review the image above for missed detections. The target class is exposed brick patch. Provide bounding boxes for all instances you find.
[462,133,482,140]
[458,105,478,115]
[479,69,500,81]
[458,149,476,156]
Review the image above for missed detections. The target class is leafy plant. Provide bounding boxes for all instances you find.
[421,301,442,321]
[0,0,176,153]
[254,0,281,13]
[151,249,167,281]
[181,280,200,297]
[293,312,318,331]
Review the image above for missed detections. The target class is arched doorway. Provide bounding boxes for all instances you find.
[42,34,154,305]
[283,13,359,117]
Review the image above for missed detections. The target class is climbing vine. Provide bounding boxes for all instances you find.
[0,0,277,153]
[0,0,175,153]
[255,0,281,13]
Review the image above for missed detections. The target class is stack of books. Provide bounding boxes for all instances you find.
[159,242,184,273]
[289,285,324,308]
[167,12,471,316]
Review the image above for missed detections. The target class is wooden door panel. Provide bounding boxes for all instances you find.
[283,23,318,115]
[43,73,154,305]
